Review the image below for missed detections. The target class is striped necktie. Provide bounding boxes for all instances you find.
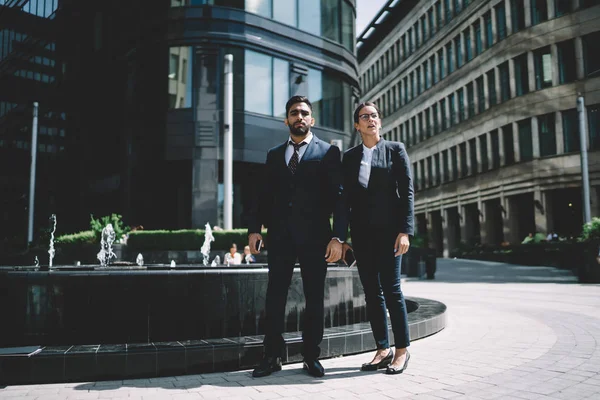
[288,141,307,175]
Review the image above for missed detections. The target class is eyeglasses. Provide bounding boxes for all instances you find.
[358,113,379,121]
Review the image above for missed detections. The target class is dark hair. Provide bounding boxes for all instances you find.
[353,102,382,123]
[285,95,313,116]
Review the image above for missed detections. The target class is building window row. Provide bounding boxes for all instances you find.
[380,32,598,150]
[405,104,600,191]
[170,0,355,51]
[360,0,595,97]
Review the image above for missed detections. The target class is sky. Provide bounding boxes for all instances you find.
[356,0,389,37]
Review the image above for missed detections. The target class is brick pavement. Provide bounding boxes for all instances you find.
[2,258,600,400]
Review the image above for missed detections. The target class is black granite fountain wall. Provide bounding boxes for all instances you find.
[0,265,446,385]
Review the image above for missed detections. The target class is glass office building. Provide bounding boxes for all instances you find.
[358,0,600,256]
[0,0,359,246]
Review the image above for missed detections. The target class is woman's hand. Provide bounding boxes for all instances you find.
[394,233,410,256]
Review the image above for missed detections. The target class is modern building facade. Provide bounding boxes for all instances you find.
[357,0,600,256]
[0,0,359,248]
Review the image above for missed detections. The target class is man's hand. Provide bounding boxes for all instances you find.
[394,233,410,256]
[248,233,263,255]
[325,239,343,263]
[341,243,354,265]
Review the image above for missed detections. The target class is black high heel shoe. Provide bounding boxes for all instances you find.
[360,349,394,371]
[386,351,410,375]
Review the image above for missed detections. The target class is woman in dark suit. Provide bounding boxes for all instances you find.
[336,102,414,374]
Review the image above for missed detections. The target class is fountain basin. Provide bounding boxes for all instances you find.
[0,265,447,385]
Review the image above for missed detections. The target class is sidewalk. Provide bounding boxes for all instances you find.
[2,258,600,400]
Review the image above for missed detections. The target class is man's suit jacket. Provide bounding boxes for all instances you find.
[335,138,414,241]
[248,135,345,247]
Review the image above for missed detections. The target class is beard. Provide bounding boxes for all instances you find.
[288,123,309,137]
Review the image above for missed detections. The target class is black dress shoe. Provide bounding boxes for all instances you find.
[361,349,394,371]
[252,356,282,377]
[303,359,325,377]
[386,351,410,375]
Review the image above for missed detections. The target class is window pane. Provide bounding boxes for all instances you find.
[589,105,600,151]
[484,12,493,48]
[246,0,271,18]
[341,0,354,51]
[168,47,193,108]
[531,0,548,25]
[273,59,289,118]
[487,69,497,106]
[321,73,343,129]
[583,31,600,78]
[300,0,321,35]
[562,109,580,153]
[503,124,515,164]
[499,62,510,102]
[514,53,529,96]
[454,36,462,68]
[273,0,296,26]
[535,47,552,89]
[511,0,525,32]
[322,0,340,42]
[558,40,576,84]
[490,130,500,168]
[480,135,488,171]
[495,4,507,41]
[474,21,482,55]
[476,76,485,113]
[464,29,472,61]
[539,113,556,156]
[245,50,272,115]
[307,68,322,123]
[518,119,533,161]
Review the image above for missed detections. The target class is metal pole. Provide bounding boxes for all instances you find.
[223,54,233,230]
[578,93,592,223]
[27,102,39,244]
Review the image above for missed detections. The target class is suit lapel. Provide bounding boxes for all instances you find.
[300,135,318,162]
[367,138,386,189]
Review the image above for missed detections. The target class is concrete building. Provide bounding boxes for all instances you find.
[0,0,359,247]
[357,0,600,256]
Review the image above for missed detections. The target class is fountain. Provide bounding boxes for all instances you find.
[96,223,116,267]
[200,222,214,265]
[47,214,56,267]
[0,220,447,386]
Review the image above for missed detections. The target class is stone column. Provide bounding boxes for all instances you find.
[480,16,487,51]
[444,96,451,129]
[460,204,468,245]
[508,58,517,99]
[505,0,513,35]
[473,78,479,114]
[551,43,559,86]
[531,116,540,158]
[469,25,476,60]
[423,157,429,189]
[499,126,506,166]
[555,111,564,154]
[527,51,536,93]
[447,149,454,181]
[459,31,467,66]
[431,155,438,186]
[494,65,501,102]
[478,198,487,244]
[442,45,449,78]
[464,85,470,120]
[512,121,521,163]
[491,4,498,45]
[442,208,450,258]
[475,136,483,174]
[483,71,490,110]
[524,0,532,28]
[573,0,581,10]
[575,36,585,80]
[534,188,548,235]
[465,140,472,176]
[487,131,493,171]
[547,0,555,19]
[436,99,443,134]
[456,145,462,177]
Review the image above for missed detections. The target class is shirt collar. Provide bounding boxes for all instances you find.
[288,132,313,146]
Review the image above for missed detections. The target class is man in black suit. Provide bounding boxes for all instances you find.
[248,95,344,378]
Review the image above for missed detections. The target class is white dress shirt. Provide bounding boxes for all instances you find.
[285,132,313,165]
[359,144,375,188]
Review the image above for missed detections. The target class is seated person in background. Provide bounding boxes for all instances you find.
[243,245,256,264]
[224,243,242,265]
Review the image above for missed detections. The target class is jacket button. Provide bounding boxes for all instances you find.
[288,202,293,207]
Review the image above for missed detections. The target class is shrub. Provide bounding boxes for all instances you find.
[580,217,600,242]
[56,230,96,245]
[126,229,266,251]
[90,214,130,243]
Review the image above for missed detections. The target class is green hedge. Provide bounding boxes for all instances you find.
[56,230,96,245]
[126,229,266,251]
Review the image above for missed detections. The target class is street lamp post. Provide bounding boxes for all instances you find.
[223,54,233,230]
[578,93,591,224]
[27,102,39,245]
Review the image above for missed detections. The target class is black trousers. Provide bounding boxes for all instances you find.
[353,230,410,349]
[263,227,328,360]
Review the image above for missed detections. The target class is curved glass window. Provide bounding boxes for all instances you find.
[244,0,354,51]
[168,47,193,109]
